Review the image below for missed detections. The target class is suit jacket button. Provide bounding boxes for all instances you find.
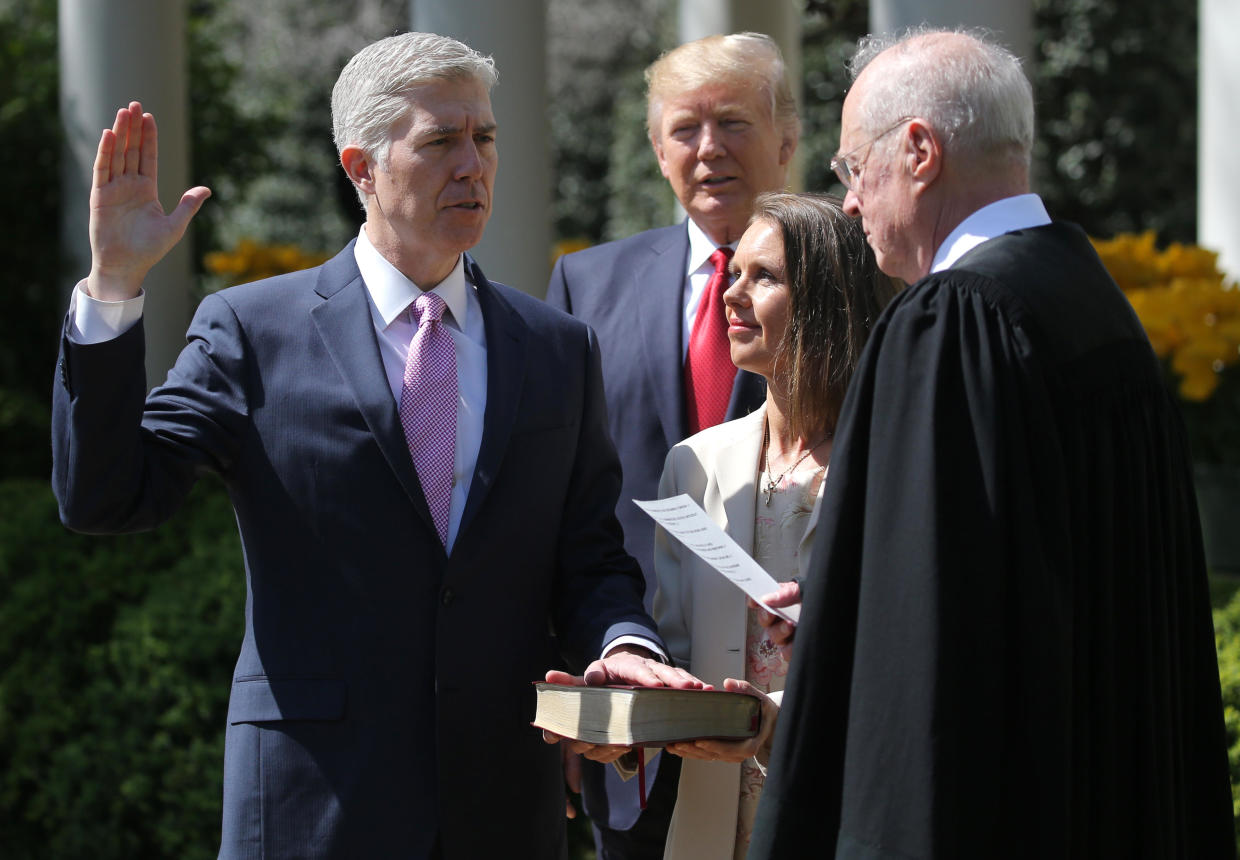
[441,587,454,606]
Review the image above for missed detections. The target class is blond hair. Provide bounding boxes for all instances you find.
[645,32,799,140]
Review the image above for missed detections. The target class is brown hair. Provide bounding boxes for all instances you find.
[752,192,897,437]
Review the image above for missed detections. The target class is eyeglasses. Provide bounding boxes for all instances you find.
[830,117,914,191]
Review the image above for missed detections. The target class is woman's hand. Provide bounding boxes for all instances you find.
[664,678,778,765]
[750,580,801,659]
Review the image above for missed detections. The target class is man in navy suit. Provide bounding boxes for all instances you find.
[545,31,799,860]
[52,32,697,860]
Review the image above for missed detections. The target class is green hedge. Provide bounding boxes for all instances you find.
[0,478,603,858]
[0,478,243,859]
[1214,586,1240,848]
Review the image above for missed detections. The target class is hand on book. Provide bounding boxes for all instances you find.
[751,580,801,658]
[540,645,709,761]
[664,678,779,766]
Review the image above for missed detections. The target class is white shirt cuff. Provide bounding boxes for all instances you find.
[601,635,668,663]
[70,280,144,344]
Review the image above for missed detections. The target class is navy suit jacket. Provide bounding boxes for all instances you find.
[547,223,765,601]
[546,223,764,831]
[52,242,660,860]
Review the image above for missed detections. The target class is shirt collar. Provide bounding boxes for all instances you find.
[685,218,737,276]
[930,193,1052,273]
[353,227,470,330]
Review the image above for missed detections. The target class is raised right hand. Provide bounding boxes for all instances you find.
[86,101,211,301]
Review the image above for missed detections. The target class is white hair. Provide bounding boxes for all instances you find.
[331,31,498,204]
[849,27,1033,171]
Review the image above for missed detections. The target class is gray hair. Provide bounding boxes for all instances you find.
[331,31,498,202]
[849,28,1033,170]
[645,32,800,143]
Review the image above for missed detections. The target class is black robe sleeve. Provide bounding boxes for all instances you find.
[748,258,1234,859]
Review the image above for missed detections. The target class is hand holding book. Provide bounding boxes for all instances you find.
[663,678,779,767]
[540,644,709,763]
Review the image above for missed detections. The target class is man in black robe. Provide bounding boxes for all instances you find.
[748,29,1235,859]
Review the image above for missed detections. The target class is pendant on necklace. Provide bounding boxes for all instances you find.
[763,476,778,505]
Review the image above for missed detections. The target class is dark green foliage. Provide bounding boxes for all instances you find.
[800,0,868,197]
[1032,0,1198,243]
[1213,588,1240,847]
[0,0,62,481]
[0,478,244,858]
[548,0,675,244]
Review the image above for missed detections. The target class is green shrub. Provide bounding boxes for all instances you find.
[0,477,243,859]
[1215,588,1240,848]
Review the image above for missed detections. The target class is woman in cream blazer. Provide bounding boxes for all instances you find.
[650,193,895,860]
[654,404,822,859]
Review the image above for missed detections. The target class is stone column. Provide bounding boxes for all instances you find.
[413,0,551,297]
[869,0,1033,66]
[59,0,193,385]
[1199,0,1240,279]
[677,0,804,191]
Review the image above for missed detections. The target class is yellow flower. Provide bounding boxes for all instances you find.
[204,240,330,287]
[1095,232,1239,403]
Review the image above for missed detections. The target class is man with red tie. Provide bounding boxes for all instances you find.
[545,31,800,860]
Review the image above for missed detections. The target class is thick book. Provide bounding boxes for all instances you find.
[532,683,760,746]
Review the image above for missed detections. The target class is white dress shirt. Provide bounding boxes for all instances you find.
[931,193,1052,273]
[352,228,487,555]
[681,219,739,359]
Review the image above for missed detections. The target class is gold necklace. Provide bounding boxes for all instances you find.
[762,421,829,506]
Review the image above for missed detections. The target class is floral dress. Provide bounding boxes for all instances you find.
[733,464,826,858]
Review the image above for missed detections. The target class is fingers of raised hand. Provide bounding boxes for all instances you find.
[122,102,144,175]
[139,111,158,179]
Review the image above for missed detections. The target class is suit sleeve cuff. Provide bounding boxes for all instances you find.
[70,280,144,344]
[600,635,668,663]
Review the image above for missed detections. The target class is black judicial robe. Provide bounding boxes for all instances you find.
[748,223,1235,859]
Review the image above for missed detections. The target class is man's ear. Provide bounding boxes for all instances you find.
[650,134,673,182]
[778,131,798,169]
[905,119,942,188]
[340,145,376,196]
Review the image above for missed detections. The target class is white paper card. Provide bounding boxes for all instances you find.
[634,494,799,624]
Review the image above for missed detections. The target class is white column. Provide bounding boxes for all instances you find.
[413,0,550,297]
[59,0,193,385]
[869,0,1033,67]
[678,0,804,191]
[1200,0,1240,279]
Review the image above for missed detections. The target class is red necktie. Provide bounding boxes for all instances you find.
[684,247,736,435]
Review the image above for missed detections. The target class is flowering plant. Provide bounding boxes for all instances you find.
[204,239,330,290]
[1092,232,1240,466]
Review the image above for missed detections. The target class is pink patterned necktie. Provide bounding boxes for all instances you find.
[684,247,737,434]
[399,292,458,547]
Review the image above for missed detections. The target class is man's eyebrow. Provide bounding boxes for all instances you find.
[420,122,497,137]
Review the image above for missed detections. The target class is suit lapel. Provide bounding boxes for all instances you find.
[309,243,437,535]
[459,256,527,538]
[634,225,691,448]
[727,370,767,421]
[714,407,767,556]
